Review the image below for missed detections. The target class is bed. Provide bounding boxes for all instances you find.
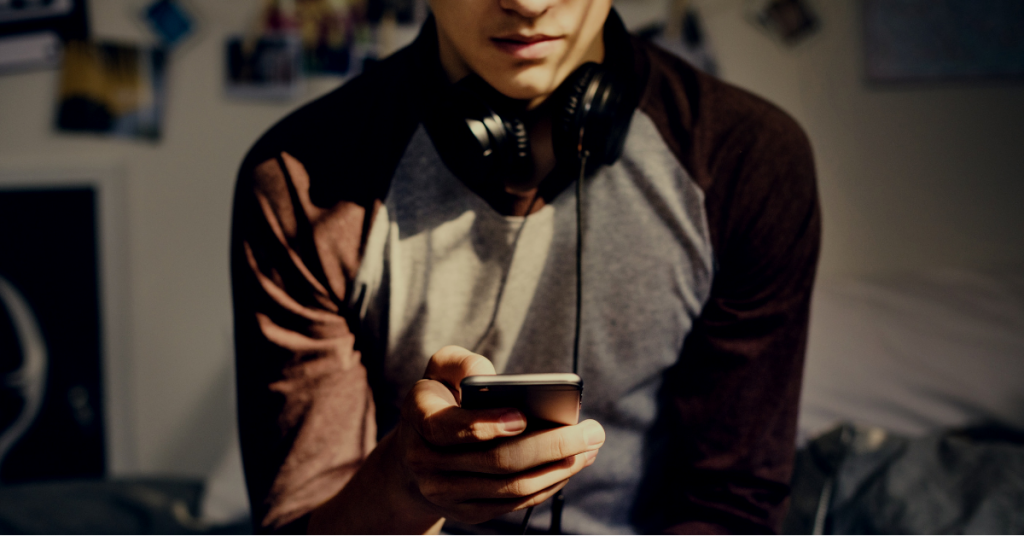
[785,268,1024,534]
[2,268,1021,534]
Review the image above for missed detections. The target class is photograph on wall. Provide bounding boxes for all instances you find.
[141,0,196,50]
[864,0,1024,82]
[245,0,367,77]
[0,188,106,483]
[225,33,304,100]
[0,0,89,72]
[55,40,167,141]
[231,0,424,86]
[746,0,820,46]
[294,0,361,75]
[636,1,719,76]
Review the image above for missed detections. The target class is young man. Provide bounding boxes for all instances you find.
[231,0,820,533]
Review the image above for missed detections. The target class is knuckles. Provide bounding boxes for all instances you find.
[418,414,441,446]
[416,477,447,505]
[401,381,433,423]
[403,443,432,474]
[485,445,520,474]
[499,476,525,498]
[551,431,573,460]
[463,420,497,443]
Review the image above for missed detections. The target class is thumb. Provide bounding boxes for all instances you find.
[423,345,496,404]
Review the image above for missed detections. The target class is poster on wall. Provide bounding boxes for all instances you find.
[225,34,304,100]
[141,0,196,50]
[637,2,719,76]
[55,40,167,140]
[293,0,363,75]
[746,0,820,46]
[0,188,106,483]
[225,0,425,100]
[864,0,1024,82]
[0,0,89,73]
[286,0,421,75]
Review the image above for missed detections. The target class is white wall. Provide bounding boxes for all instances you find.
[1,0,1021,478]
[690,0,1024,277]
[0,0,349,477]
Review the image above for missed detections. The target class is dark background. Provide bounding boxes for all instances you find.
[0,188,105,482]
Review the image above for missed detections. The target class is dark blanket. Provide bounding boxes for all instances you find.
[784,423,1024,534]
[0,478,250,534]
[2,429,1022,535]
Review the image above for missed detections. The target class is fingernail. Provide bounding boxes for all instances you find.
[500,411,526,432]
[585,450,598,465]
[586,423,605,447]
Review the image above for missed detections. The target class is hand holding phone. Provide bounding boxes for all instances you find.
[358,347,601,529]
[460,373,583,429]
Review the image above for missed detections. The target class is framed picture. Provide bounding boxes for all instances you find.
[864,0,1024,82]
[142,0,196,49]
[746,0,820,46]
[225,33,304,100]
[55,41,168,141]
[0,0,89,72]
[0,166,135,479]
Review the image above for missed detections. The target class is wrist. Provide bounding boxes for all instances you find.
[308,430,443,534]
[378,429,445,526]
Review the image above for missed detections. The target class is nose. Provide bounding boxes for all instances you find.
[498,0,557,19]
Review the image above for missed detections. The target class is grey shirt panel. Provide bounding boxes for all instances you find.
[350,110,713,533]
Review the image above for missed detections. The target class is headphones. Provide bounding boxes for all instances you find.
[429,61,634,536]
[431,62,633,184]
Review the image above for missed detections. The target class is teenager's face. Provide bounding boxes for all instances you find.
[430,0,612,107]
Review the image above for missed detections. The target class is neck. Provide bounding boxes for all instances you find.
[433,20,608,192]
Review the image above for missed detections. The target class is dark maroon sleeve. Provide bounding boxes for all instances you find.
[636,42,821,534]
[230,41,419,532]
[231,153,380,532]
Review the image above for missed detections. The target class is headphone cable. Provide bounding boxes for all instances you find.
[546,149,588,535]
[520,504,535,534]
[523,142,590,536]
[573,150,588,377]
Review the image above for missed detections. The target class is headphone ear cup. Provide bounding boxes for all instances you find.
[431,74,533,183]
[506,115,533,181]
[552,62,631,171]
[553,64,597,162]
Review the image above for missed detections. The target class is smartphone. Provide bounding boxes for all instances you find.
[460,373,583,428]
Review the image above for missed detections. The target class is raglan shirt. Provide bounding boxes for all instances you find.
[231,13,820,535]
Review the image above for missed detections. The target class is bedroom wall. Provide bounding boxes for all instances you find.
[678,0,1024,278]
[0,0,350,477]
[0,0,1021,478]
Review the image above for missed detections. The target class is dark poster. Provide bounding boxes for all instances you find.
[0,188,105,482]
[864,0,1024,82]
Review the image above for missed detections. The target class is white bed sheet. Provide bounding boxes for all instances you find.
[799,268,1024,442]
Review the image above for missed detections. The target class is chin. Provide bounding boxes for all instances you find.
[483,64,561,102]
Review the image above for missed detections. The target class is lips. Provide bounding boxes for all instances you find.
[491,33,563,60]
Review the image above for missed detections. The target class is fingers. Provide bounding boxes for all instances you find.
[405,379,527,446]
[423,450,598,504]
[423,346,496,404]
[396,346,605,526]
[435,479,572,526]
[416,419,606,474]
[404,346,522,447]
